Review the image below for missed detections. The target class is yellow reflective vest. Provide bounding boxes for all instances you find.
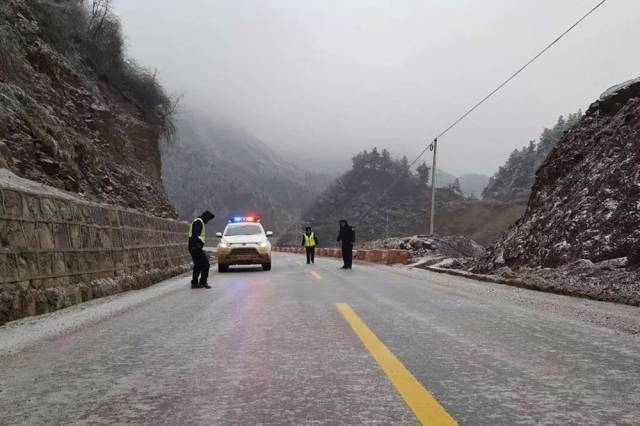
[189,218,206,243]
[303,232,316,247]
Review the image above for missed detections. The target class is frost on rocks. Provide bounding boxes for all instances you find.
[468,77,640,305]
[361,234,485,261]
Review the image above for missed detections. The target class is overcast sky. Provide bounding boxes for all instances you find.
[114,0,639,175]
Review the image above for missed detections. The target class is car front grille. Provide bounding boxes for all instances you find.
[230,247,259,256]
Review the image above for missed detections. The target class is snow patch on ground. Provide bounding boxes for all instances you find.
[0,274,189,357]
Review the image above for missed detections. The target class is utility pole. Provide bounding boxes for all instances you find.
[429,138,438,235]
[385,212,389,239]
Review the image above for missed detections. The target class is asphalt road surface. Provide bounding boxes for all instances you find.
[1,253,639,425]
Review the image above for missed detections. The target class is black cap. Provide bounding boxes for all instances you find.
[200,210,215,223]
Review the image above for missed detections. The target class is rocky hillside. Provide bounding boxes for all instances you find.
[479,77,640,271]
[162,113,331,234]
[0,0,175,216]
[279,148,525,246]
[483,112,582,202]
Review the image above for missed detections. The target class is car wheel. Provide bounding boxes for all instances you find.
[218,264,229,273]
[262,262,271,271]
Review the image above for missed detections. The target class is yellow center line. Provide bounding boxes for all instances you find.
[311,271,322,280]
[336,303,457,426]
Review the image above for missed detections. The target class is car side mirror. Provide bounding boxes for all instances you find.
[215,232,223,238]
[266,231,274,237]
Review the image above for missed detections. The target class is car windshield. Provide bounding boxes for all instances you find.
[224,224,263,236]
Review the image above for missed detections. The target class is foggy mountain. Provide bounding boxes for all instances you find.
[161,113,332,234]
[280,148,524,246]
[459,174,490,199]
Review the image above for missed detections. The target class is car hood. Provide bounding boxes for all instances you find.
[222,235,268,245]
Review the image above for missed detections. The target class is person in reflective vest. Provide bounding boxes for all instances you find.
[301,226,318,264]
[188,210,215,289]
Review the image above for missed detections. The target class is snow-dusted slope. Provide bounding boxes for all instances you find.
[480,77,640,269]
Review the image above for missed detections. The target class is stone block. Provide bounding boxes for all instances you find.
[0,253,18,282]
[21,289,37,317]
[38,252,53,276]
[34,291,50,315]
[3,190,22,217]
[107,210,120,227]
[31,279,45,290]
[90,252,102,271]
[0,190,5,217]
[51,252,66,275]
[79,206,92,223]
[112,251,125,272]
[97,251,113,272]
[69,224,82,249]
[40,197,59,220]
[64,252,79,275]
[0,287,21,324]
[85,226,97,248]
[75,252,89,274]
[22,195,42,220]
[97,228,112,249]
[112,229,123,248]
[53,223,70,248]
[57,200,73,221]
[45,288,64,311]
[22,222,39,248]
[2,220,27,249]
[69,203,82,222]
[16,252,38,280]
[37,222,54,249]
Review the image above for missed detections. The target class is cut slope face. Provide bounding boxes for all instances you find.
[484,77,640,268]
[0,0,175,216]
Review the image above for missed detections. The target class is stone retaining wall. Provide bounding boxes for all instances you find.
[274,247,410,265]
[0,172,191,324]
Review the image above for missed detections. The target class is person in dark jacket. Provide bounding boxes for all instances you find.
[301,226,318,264]
[188,210,215,289]
[337,220,355,269]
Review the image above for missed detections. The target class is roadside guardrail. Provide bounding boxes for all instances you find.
[273,247,410,265]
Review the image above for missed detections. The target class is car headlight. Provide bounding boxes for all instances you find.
[258,241,269,248]
[219,242,229,248]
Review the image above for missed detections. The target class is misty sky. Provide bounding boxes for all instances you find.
[114,0,640,175]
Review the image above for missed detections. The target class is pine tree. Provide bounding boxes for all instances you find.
[370,147,381,170]
[450,178,462,195]
[482,111,583,201]
[416,162,430,186]
[381,149,392,172]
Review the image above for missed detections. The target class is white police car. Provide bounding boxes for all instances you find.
[216,216,273,272]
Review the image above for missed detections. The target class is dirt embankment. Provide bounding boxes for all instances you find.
[468,77,640,306]
[0,0,175,217]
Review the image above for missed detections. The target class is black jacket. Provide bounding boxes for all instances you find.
[189,210,214,251]
[337,225,355,247]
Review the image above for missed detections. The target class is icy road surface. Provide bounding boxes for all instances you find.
[1,253,639,425]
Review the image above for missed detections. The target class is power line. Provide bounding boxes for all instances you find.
[435,0,609,141]
[356,0,609,228]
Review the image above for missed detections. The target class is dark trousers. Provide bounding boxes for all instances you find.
[305,246,316,264]
[341,244,353,268]
[190,247,210,285]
